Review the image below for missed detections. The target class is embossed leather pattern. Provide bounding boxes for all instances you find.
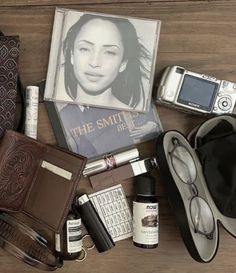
[0,130,45,211]
[0,36,20,138]
[0,130,87,232]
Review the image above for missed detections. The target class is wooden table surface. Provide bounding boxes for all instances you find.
[1,0,236,272]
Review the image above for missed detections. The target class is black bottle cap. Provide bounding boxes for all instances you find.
[135,174,156,196]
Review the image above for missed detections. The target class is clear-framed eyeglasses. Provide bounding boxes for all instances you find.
[169,137,215,240]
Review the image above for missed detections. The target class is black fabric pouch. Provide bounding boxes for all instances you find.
[0,31,25,137]
[156,115,236,263]
[196,120,236,218]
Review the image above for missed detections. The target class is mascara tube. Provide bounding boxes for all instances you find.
[77,194,115,253]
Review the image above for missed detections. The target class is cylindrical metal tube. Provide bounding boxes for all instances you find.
[77,194,115,253]
[83,148,139,176]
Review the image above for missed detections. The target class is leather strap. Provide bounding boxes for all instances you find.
[0,213,62,271]
[16,75,25,133]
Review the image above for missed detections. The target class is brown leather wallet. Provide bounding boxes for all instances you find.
[0,130,87,232]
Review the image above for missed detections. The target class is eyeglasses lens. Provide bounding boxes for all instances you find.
[172,146,197,183]
[190,197,215,236]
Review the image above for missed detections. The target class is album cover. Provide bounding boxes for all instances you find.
[45,100,163,160]
[44,8,161,113]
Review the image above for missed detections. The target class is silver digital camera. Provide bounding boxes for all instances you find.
[156,65,236,115]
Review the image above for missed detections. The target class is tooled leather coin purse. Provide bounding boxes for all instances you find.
[156,115,236,262]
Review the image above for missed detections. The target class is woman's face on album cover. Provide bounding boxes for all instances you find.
[71,18,128,95]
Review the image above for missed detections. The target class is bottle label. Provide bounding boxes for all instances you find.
[55,233,61,252]
[133,201,159,245]
[25,86,39,139]
[66,219,82,253]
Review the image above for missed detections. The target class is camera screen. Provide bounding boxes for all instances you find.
[177,75,219,111]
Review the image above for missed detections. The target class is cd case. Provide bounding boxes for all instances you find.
[44,8,161,113]
[45,99,163,160]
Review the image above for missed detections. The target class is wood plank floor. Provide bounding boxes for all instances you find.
[1,1,236,272]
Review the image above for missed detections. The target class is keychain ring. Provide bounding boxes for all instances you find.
[81,234,95,250]
[75,234,95,262]
[75,247,87,262]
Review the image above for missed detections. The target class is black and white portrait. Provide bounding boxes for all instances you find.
[45,8,161,112]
